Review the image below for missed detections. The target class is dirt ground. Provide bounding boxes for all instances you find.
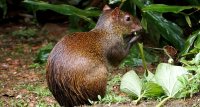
[0,23,199,107]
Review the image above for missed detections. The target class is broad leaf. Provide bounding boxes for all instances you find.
[155,63,188,97]
[23,0,100,26]
[143,12,184,50]
[142,4,200,13]
[143,82,164,98]
[145,70,156,82]
[120,70,142,97]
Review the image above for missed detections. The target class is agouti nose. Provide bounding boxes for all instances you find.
[131,23,142,32]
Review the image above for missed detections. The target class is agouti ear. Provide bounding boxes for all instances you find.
[103,5,111,12]
[111,7,120,19]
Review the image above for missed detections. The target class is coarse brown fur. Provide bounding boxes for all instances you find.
[46,5,142,107]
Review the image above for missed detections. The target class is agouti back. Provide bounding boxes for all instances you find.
[46,5,142,107]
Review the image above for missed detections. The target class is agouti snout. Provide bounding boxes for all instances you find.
[46,5,142,107]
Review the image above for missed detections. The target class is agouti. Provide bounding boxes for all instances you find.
[46,5,142,107]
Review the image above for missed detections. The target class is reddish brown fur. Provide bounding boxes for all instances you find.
[46,6,142,107]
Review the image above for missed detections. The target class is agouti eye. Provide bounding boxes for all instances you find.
[125,15,131,21]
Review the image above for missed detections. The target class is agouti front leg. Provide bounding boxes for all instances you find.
[107,36,139,66]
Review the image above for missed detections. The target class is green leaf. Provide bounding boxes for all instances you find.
[143,82,164,98]
[155,63,188,97]
[143,12,184,50]
[194,32,200,49]
[185,15,192,27]
[142,4,200,13]
[120,70,164,103]
[23,0,100,26]
[180,30,200,55]
[109,0,121,4]
[145,70,156,82]
[193,52,200,65]
[141,17,147,31]
[120,70,142,97]
[34,43,54,64]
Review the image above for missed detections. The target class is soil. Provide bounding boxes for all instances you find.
[0,23,199,107]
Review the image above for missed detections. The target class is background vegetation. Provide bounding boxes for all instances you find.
[0,0,199,106]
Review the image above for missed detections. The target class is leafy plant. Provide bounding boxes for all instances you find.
[20,84,52,97]
[179,30,200,98]
[34,43,54,64]
[12,28,38,38]
[142,4,200,13]
[23,0,100,27]
[154,63,189,107]
[90,74,129,105]
[120,63,191,106]
[120,70,164,104]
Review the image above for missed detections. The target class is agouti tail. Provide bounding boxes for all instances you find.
[46,5,142,107]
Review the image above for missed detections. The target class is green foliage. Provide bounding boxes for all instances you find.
[36,101,59,107]
[112,0,199,51]
[120,70,164,104]
[178,30,200,98]
[180,30,200,56]
[155,63,188,97]
[142,12,184,50]
[12,28,38,38]
[34,43,54,64]
[120,38,200,106]
[120,45,159,68]
[183,0,200,5]
[90,74,129,104]
[23,0,101,27]
[11,99,28,107]
[120,63,192,106]
[0,0,7,18]
[142,4,200,13]
[20,84,52,97]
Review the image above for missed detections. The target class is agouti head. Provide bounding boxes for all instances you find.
[95,5,142,35]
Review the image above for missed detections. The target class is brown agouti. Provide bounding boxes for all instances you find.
[46,5,142,107]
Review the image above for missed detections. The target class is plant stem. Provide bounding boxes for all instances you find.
[156,96,172,107]
[134,92,145,105]
[138,43,147,71]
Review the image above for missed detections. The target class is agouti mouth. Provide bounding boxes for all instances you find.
[124,31,141,43]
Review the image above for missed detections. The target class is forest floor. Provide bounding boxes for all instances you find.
[0,23,199,107]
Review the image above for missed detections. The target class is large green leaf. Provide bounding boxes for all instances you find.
[143,82,164,98]
[23,0,100,26]
[120,70,164,104]
[143,12,184,50]
[155,63,188,97]
[120,70,142,97]
[142,4,200,13]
